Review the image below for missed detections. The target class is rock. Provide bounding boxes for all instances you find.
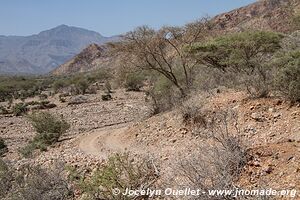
[287,156,294,162]
[251,113,264,122]
[273,113,281,119]
[68,95,88,105]
[101,94,112,101]
[268,107,275,113]
[263,166,273,174]
[252,161,261,167]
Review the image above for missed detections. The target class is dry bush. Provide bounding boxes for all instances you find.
[170,111,250,200]
[0,158,13,198]
[0,160,73,200]
[180,94,209,128]
[72,153,160,200]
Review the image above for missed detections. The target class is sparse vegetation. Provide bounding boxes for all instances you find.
[124,72,145,91]
[109,18,214,97]
[0,159,73,200]
[0,138,8,156]
[20,112,70,157]
[0,105,9,115]
[52,70,111,95]
[0,76,53,102]
[70,153,159,200]
[146,75,181,114]
[274,50,300,102]
[0,158,13,198]
[189,31,283,97]
[1,2,300,200]
[12,103,28,116]
[180,95,207,127]
[174,111,248,199]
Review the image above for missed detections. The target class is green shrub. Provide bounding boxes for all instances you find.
[75,78,89,94]
[71,153,159,200]
[0,76,41,102]
[189,31,283,97]
[29,112,69,135]
[19,143,37,158]
[147,75,181,114]
[124,73,144,91]
[87,70,111,83]
[0,138,8,156]
[53,79,68,93]
[0,159,13,198]
[291,13,300,31]
[275,51,300,102]
[20,112,70,157]
[12,103,28,116]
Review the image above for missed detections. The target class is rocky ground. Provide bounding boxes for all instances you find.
[1,88,300,198]
[0,89,149,168]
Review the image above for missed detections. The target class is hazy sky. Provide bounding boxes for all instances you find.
[0,0,256,37]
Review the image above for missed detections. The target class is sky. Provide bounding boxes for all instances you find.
[0,0,256,37]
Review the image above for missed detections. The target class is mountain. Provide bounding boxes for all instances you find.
[213,0,299,33]
[52,43,104,75]
[0,25,118,74]
[52,0,299,76]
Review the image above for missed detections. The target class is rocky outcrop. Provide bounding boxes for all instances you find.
[51,44,104,75]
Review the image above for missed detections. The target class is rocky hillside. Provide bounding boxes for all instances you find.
[213,0,300,33]
[0,25,118,74]
[51,44,104,75]
[53,0,300,75]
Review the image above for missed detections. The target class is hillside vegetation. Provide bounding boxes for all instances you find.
[0,0,300,199]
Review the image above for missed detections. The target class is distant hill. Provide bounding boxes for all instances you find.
[0,25,118,74]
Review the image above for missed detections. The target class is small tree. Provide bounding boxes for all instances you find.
[108,18,214,97]
[189,31,283,97]
[274,50,300,102]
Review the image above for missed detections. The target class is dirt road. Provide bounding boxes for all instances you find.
[78,123,132,159]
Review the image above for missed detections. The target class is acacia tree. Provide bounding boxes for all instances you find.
[108,18,214,97]
[189,31,283,97]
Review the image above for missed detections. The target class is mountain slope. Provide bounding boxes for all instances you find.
[213,0,300,33]
[51,43,104,75]
[0,25,117,74]
[53,0,300,76]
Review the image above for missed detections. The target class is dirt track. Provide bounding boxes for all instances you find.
[78,123,131,159]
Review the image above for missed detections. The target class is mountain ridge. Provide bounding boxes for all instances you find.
[0,25,118,75]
